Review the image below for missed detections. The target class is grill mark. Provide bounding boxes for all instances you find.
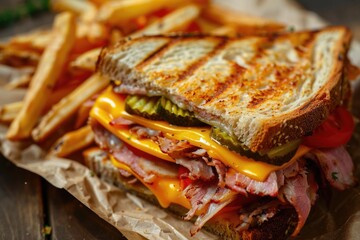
[294,32,317,57]
[245,33,317,109]
[174,38,229,84]
[249,36,278,63]
[135,38,177,70]
[205,63,246,103]
[302,31,317,49]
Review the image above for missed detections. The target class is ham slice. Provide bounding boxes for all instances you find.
[176,158,215,181]
[93,122,177,183]
[110,117,135,126]
[129,125,160,139]
[184,182,218,220]
[226,169,279,196]
[310,146,354,190]
[278,169,319,236]
[190,188,238,236]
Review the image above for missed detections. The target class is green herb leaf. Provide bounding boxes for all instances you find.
[332,172,338,181]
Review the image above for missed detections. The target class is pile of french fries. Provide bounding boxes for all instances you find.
[0,0,285,158]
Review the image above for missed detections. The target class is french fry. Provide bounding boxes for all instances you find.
[130,4,201,38]
[8,30,53,52]
[32,73,108,142]
[0,47,40,67]
[6,12,76,140]
[71,5,201,73]
[195,18,220,33]
[0,101,23,123]
[201,4,285,34]
[49,125,94,157]
[74,98,94,129]
[51,0,97,22]
[70,48,102,72]
[88,0,111,7]
[97,0,187,25]
[110,29,124,45]
[0,82,79,123]
[4,74,32,90]
[210,25,238,37]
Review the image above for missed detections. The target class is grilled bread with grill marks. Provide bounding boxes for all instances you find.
[97,27,351,152]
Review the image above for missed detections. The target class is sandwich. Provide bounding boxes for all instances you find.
[85,26,356,239]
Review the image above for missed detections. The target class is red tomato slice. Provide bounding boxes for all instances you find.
[303,107,354,148]
[178,166,192,190]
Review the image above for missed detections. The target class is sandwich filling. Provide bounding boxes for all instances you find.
[90,87,355,236]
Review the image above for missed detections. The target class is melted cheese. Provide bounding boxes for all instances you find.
[91,88,311,181]
[109,155,190,209]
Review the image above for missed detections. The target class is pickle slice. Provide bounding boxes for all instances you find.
[211,127,300,165]
[157,97,205,127]
[125,95,161,120]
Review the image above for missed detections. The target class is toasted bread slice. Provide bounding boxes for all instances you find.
[97,27,351,152]
[83,147,298,240]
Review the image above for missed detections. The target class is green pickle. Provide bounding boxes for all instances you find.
[211,127,300,165]
[125,95,205,126]
[156,97,205,127]
[125,95,161,120]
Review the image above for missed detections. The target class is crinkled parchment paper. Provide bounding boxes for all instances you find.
[1,1,360,239]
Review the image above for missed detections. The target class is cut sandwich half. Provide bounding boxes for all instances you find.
[88,26,355,239]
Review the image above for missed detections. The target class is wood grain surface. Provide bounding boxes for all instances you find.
[0,157,45,240]
[46,183,125,240]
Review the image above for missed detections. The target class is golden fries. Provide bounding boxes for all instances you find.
[4,74,32,90]
[8,30,53,52]
[49,125,94,157]
[52,0,97,22]
[98,0,185,25]
[70,48,102,72]
[32,73,108,142]
[210,25,238,37]
[74,99,94,129]
[7,12,76,140]
[0,47,40,67]
[201,4,285,34]
[0,101,23,123]
[130,5,200,38]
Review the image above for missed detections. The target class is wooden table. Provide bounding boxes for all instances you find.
[0,1,359,239]
[0,157,126,240]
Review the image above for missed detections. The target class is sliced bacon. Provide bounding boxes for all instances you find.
[190,188,238,236]
[278,170,316,236]
[129,125,160,139]
[236,200,281,232]
[212,159,227,187]
[110,117,135,127]
[92,120,124,151]
[93,122,177,183]
[157,137,196,158]
[112,146,156,183]
[176,158,215,181]
[184,182,217,220]
[225,169,280,197]
[310,146,355,190]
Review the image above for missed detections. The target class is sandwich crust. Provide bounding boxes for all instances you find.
[97,27,351,152]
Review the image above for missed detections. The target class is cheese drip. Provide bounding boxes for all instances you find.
[90,88,311,181]
[110,156,190,209]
